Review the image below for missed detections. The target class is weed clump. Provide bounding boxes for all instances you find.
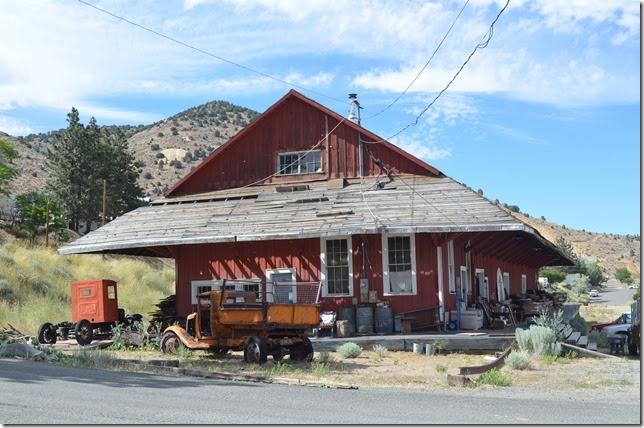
[477,368,511,387]
[505,350,532,370]
[372,344,387,361]
[337,342,362,359]
[435,364,448,373]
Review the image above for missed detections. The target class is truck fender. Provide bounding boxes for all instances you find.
[163,325,209,350]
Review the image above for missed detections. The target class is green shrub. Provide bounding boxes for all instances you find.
[515,325,561,356]
[572,275,591,295]
[568,313,589,335]
[171,343,193,359]
[435,364,448,373]
[535,309,564,341]
[337,342,362,358]
[477,368,511,387]
[505,350,532,370]
[267,361,291,377]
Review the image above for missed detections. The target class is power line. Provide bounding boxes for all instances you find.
[75,0,346,105]
[362,0,470,121]
[365,0,511,145]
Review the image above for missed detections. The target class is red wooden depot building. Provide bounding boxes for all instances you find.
[60,90,572,329]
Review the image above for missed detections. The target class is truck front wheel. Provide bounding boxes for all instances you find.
[160,332,181,354]
[75,320,93,346]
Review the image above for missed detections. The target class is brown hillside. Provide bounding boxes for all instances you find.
[510,211,640,278]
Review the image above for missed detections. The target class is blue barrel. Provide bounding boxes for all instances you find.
[338,307,356,333]
[356,306,374,334]
[375,307,393,334]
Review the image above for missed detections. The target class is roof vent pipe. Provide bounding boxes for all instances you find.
[348,93,361,125]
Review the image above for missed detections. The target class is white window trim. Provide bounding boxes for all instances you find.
[437,245,444,321]
[276,150,322,176]
[320,237,354,297]
[447,240,455,294]
[459,265,468,297]
[382,233,417,296]
[266,268,296,283]
[521,274,527,294]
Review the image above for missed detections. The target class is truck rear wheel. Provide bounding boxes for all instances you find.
[628,342,638,356]
[243,336,268,364]
[38,323,57,345]
[75,320,93,346]
[160,332,181,354]
[289,337,314,362]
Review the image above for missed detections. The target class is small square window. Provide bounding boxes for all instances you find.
[277,151,322,175]
[82,288,91,296]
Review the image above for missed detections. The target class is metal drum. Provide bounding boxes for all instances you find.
[338,307,356,334]
[375,306,394,334]
[356,306,374,334]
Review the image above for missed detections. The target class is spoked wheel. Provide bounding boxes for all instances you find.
[160,332,181,354]
[38,323,57,345]
[289,336,314,362]
[243,336,268,365]
[74,320,93,346]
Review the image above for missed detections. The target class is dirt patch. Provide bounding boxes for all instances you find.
[96,348,639,394]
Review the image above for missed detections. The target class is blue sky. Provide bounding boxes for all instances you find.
[0,0,639,234]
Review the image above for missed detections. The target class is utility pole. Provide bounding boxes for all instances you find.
[44,196,50,247]
[101,179,107,226]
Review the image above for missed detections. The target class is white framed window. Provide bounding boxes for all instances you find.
[277,150,322,175]
[382,233,417,295]
[465,251,472,295]
[320,237,353,297]
[521,274,527,294]
[266,268,296,303]
[447,240,455,294]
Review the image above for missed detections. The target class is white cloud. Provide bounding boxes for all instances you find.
[0,117,33,136]
[390,128,452,161]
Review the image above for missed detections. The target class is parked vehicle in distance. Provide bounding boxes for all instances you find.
[589,289,599,297]
[591,312,631,332]
[628,284,638,289]
[160,279,321,364]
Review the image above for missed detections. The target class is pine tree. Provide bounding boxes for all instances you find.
[47,108,144,233]
[0,138,19,195]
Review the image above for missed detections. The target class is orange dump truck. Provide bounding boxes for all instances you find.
[160,280,321,364]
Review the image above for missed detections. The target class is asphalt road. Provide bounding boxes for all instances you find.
[590,284,636,307]
[0,359,639,424]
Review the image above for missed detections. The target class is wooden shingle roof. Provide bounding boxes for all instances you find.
[58,175,571,266]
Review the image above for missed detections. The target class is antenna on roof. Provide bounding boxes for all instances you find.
[348,93,361,125]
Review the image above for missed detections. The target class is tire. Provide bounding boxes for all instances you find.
[38,323,57,345]
[160,332,181,354]
[75,320,93,346]
[628,342,638,356]
[243,336,268,364]
[289,336,314,362]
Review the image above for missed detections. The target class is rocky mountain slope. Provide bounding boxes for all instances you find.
[3,100,258,198]
[510,211,640,278]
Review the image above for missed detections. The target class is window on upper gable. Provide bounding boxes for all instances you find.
[277,151,322,175]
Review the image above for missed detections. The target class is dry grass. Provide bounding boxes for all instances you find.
[578,304,622,325]
[0,231,174,334]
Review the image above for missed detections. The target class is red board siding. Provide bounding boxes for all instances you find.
[170,96,435,196]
